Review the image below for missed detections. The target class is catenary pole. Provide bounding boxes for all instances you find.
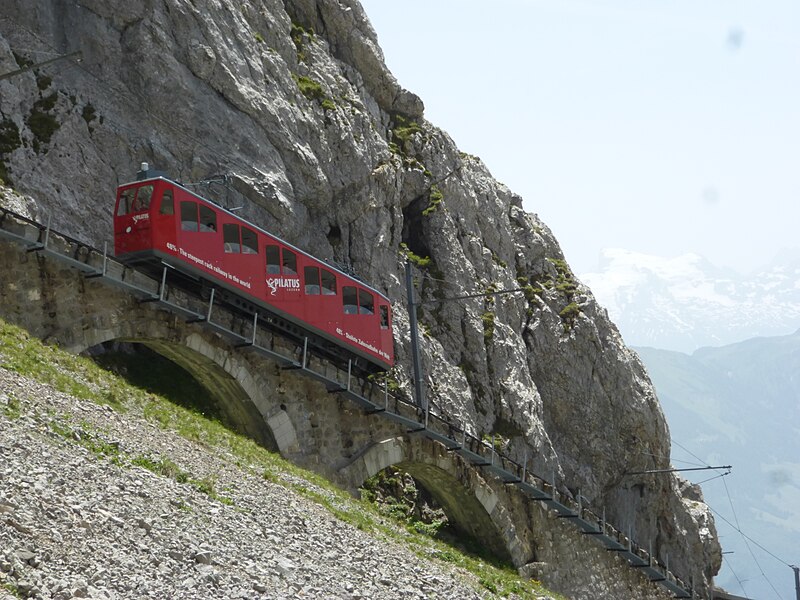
[405,260,426,416]
[791,565,799,600]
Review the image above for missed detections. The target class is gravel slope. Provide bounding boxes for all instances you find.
[0,367,548,600]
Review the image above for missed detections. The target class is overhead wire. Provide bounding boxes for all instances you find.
[721,476,785,600]
[671,436,791,599]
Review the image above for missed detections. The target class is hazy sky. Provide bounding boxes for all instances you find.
[359,0,800,276]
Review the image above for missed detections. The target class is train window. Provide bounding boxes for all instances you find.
[358,290,374,315]
[304,266,320,295]
[282,249,297,275]
[199,206,217,232]
[241,227,258,254]
[132,185,153,212]
[321,270,337,295]
[117,188,135,215]
[343,286,358,314]
[380,305,389,329]
[160,189,174,215]
[223,223,241,253]
[266,245,280,274]
[180,201,199,231]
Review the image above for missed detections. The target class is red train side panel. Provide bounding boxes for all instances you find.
[114,177,394,370]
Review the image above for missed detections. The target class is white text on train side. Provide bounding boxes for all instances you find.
[167,244,252,289]
[266,276,300,296]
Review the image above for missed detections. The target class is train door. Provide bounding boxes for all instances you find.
[114,183,155,256]
[150,184,178,253]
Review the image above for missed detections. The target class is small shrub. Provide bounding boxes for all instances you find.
[399,242,432,269]
[422,185,443,216]
[253,31,265,43]
[27,92,61,153]
[82,104,97,126]
[559,302,581,331]
[389,113,423,156]
[481,312,495,341]
[291,22,314,62]
[36,75,52,91]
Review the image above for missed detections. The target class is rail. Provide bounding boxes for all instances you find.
[0,205,696,598]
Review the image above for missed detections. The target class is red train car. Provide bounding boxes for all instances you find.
[113,171,394,371]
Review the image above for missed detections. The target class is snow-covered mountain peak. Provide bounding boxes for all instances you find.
[581,249,800,352]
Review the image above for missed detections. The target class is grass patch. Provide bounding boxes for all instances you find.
[291,22,314,62]
[27,92,60,153]
[422,185,443,216]
[0,119,21,155]
[82,104,97,125]
[399,242,432,269]
[481,312,496,341]
[1,393,22,419]
[390,113,423,156]
[132,454,190,482]
[292,74,335,112]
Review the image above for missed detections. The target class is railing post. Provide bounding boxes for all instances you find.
[102,242,108,276]
[43,214,51,249]
[159,266,168,301]
[206,287,215,322]
[384,379,388,410]
[302,337,308,369]
[601,507,606,535]
[251,311,258,345]
[346,358,351,390]
[522,449,528,482]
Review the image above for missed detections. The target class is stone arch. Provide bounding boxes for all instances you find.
[70,295,292,454]
[340,436,534,567]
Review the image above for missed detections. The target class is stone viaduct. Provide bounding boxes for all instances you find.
[0,211,689,600]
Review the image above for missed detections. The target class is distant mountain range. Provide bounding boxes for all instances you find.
[635,333,800,599]
[581,249,800,352]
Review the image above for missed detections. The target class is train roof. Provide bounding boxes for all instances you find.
[118,176,391,303]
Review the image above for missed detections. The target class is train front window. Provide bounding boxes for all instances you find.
[358,290,374,315]
[241,227,258,254]
[282,249,297,275]
[304,267,320,295]
[223,223,240,253]
[180,201,199,231]
[132,185,153,212]
[160,189,174,215]
[380,305,389,329]
[117,188,135,216]
[199,206,217,232]
[266,245,280,274]
[343,286,358,314]
[321,270,336,295]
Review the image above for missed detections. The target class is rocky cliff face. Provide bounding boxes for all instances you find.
[0,0,720,592]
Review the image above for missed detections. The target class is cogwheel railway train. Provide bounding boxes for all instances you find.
[113,167,394,372]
